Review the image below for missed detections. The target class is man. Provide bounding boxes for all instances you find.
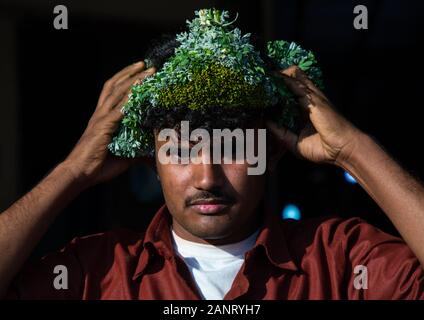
[1,9,424,300]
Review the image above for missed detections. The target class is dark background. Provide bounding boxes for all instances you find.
[0,0,423,258]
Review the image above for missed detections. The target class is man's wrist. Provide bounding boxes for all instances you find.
[334,131,376,173]
[56,160,91,192]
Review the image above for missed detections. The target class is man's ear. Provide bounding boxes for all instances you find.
[267,130,288,172]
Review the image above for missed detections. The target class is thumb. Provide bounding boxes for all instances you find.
[266,121,299,156]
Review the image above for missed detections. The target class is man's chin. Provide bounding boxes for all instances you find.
[183,216,237,241]
[172,206,249,242]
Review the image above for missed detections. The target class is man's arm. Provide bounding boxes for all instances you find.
[0,163,83,298]
[338,132,424,266]
[267,65,424,267]
[0,61,155,297]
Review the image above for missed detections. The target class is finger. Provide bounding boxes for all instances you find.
[105,102,126,128]
[281,66,326,99]
[102,68,156,112]
[115,91,131,112]
[114,62,150,87]
[284,67,336,114]
[115,75,141,109]
[281,74,331,112]
[101,88,127,113]
[97,61,146,107]
[104,68,157,123]
[266,121,299,156]
[133,67,156,85]
[279,75,315,110]
[111,61,146,85]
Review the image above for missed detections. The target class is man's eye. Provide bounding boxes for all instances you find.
[169,147,191,161]
[178,148,191,158]
[221,141,246,161]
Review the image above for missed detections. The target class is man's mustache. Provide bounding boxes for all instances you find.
[185,190,235,207]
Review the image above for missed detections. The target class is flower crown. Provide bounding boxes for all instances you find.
[108,8,323,158]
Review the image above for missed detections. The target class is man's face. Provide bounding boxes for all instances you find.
[153,127,268,244]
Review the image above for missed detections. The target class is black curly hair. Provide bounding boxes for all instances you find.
[141,34,296,134]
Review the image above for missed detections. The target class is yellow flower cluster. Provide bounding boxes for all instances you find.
[157,63,267,110]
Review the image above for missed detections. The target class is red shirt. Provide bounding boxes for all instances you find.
[6,205,424,299]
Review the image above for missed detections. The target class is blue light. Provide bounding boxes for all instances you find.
[344,171,357,184]
[282,204,301,220]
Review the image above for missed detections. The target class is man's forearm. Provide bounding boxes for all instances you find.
[338,132,424,266]
[0,161,84,297]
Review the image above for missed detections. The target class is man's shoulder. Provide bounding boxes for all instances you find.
[278,215,422,282]
[280,215,405,258]
[278,216,424,299]
[66,228,147,258]
[7,229,148,299]
[35,228,148,280]
[281,215,396,241]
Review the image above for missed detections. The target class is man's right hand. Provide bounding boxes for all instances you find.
[63,61,156,189]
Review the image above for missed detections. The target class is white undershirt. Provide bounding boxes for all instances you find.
[171,228,259,300]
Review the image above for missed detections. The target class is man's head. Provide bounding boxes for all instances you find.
[141,37,284,243]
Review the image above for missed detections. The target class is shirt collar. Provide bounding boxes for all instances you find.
[133,204,299,280]
[253,206,299,272]
[132,204,173,280]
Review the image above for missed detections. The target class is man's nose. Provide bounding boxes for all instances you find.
[192,163,225,191]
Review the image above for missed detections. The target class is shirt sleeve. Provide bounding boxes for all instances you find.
[342,218,424,299]
[4,237,85,300]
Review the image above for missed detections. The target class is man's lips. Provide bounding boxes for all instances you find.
[188,198,233,215]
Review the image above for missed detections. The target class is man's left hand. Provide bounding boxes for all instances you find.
[267,66,363,166]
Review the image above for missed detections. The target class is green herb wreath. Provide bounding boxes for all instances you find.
[108,8,323,158]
